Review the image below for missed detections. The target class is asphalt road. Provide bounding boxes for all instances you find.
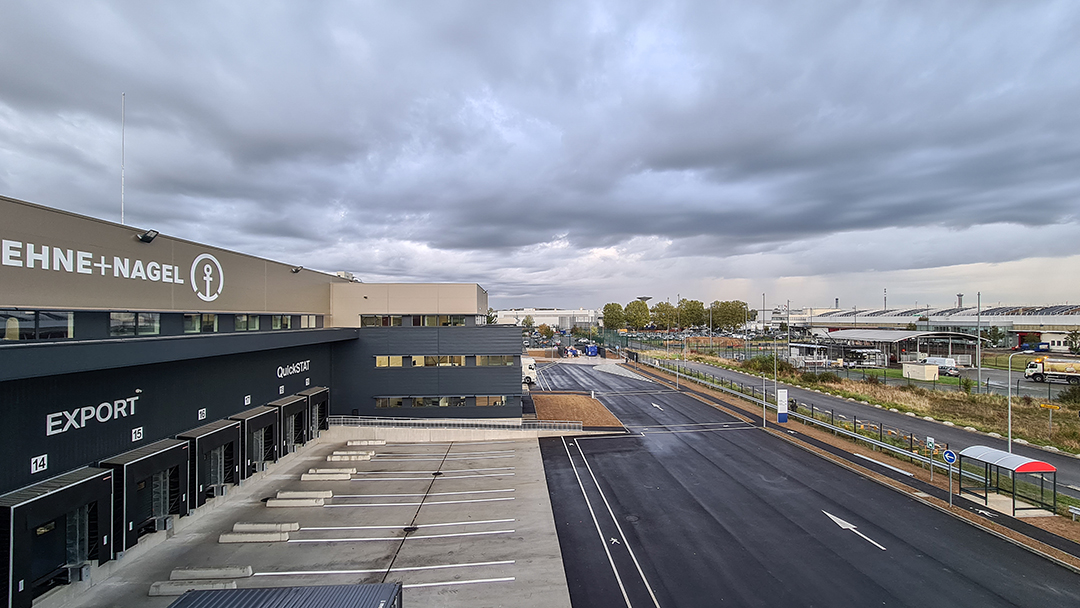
[538,363,1080,608]
[648,357,1080,500]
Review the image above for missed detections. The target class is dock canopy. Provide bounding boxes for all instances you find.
[958,445,1057,516]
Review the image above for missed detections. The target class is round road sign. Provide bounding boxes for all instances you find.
[942,449,957,464]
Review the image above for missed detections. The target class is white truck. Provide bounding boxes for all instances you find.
[1024,357,1080,385]
[522,356,537,385]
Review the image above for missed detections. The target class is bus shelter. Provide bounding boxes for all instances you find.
[958,445,1056,516]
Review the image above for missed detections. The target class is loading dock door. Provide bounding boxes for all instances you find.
[298,387,330,439]
[178,420,241,509]
[100,439,190,552]
[268,396,308,455]
[0,467,113,608]
[229,406,278,479]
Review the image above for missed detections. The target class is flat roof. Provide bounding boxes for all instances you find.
[959,445,1057,473]
[823,329,978,343]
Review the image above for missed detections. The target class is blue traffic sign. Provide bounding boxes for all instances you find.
[942,449,957,464]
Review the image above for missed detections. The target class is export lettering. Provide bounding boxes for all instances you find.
[46,396,139,436]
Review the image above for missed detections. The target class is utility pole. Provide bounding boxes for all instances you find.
[762,292,767,428]
[977,292,982,392]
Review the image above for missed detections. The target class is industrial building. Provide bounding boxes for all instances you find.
[495,307,599,330]
[0,195,521,607]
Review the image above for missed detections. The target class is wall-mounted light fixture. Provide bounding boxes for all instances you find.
[291,266,303,273]
[137,229,159,243]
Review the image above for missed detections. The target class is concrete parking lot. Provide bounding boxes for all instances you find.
[61,432,571,608]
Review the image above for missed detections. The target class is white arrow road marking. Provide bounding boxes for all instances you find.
[975,509,998,518]
[823,511,886,551]
[610,537,621,545]
[652,403,664,411]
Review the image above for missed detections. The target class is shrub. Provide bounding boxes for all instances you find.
[863,374,880,385]
[1058,384,1080,405]
[816,372,841,384]
[799,371,820,383]
[959,377,974,394]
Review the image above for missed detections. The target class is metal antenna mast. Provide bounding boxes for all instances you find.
[121,92,126,225]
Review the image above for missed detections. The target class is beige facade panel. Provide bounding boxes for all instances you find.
[0,195,343,313]
[330,282,487,326]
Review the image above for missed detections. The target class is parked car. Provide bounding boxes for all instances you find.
[938,365,961,377]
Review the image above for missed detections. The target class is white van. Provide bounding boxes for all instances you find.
[921,356,957,368]
[522,356,537,385]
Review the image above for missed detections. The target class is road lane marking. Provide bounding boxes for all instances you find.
[577,442,663,607]
[254,560,515,577]
[652,403,664,411]
[561,436,634,608]
[823,511,886,551]
[325,497,514,507]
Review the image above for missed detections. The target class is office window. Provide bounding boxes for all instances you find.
[376,356,404,368]
[361,315,380,327]
[376,397,404,408]
[137,312,160,335]
[300,314,318,328]
[446,315,466,326]
[411,356,425,367]
[412,397,431,407]
[1,310,36,341]
[272,315,292,330]
[476,396,506,407]
[37,311,73,339]
[235,314,260,331]
[423,315,439,327]
[109,312,137,337]
[439,396,467,407]
[477,355,515,366]
[184,313,218,333]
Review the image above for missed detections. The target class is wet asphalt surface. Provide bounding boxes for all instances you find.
[537,362,1080,608]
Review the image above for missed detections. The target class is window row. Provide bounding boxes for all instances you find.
[1,310,74,341]
[375,395,508,408]
[374,354,516,368]
[0,309,324,342]
[361,315,469,327]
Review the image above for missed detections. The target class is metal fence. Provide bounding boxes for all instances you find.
[636,355,984,482]
[328,415,582,432]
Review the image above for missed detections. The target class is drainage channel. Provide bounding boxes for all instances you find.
[380,443,454,583]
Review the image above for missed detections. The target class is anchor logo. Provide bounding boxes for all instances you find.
[190,253,224,302]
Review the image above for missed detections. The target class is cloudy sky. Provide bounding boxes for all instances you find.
[2,1,1079,311]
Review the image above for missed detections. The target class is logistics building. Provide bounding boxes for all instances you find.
[0,195,522,607]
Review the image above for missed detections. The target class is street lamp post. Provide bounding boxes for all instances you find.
[762,292,767,427]
[1007,349,1035,453]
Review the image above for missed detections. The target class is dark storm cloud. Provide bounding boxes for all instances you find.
[2,0,1080,306]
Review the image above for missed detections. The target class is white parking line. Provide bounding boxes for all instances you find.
[303,519,516,531]
[289,529,515,543]
[352,467,514,475]
[374,455,515,462]
[376,450,515,456]
[403,577,516,589]
[333,489,515,498]
[324,497,514,507]
[254,560,516,577]
[349,473,515,481]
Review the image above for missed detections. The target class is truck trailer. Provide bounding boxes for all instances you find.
[1024,357,1080,384]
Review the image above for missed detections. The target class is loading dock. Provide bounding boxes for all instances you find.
[298,386,330,439]
[269,396,309,455]
[0,467,113,608]
[229,406,279,479]
[177,420,241,509]
[99,439,190,553]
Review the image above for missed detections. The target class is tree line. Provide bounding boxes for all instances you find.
[601,299,756,332]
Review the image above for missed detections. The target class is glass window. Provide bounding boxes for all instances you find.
[361,315,380,327]
[37,311,73,339]
[137,312,160,335]
[376,356,389,368]
[109,312,136,337]
[424,356,440,367]
[412,397,431,408]
[272,315,291,330]
[439,396,467,407]
[236,314,260,331]
[444,355,464,366]
[184,313,218,333]
[477,355,515,366]
[423,315,439,327]
[1,310,36,341]
[476,396,506,407]
[411,356,425,367]
[299,314,319,328]
[376,397,404,408]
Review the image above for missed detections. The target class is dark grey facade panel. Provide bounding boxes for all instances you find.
[333,325,522,419]
[0,344,333,495]
[0,328,356,383]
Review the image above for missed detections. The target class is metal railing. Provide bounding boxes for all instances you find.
[636,356,981,481]
[328,415,582,432]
